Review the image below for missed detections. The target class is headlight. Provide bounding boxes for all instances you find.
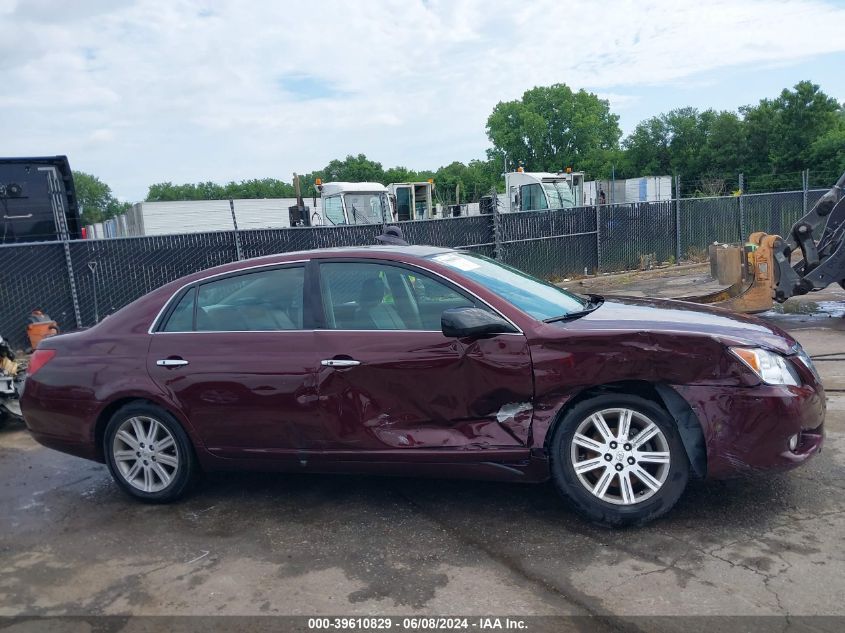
[730,347,800,386]
[792,344,821,383]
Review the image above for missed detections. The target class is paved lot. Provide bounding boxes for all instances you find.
[2,268,845,622]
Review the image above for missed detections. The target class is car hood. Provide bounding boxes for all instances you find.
[560,295,795,354]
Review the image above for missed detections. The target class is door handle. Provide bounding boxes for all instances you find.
[320,359,360,367]
[157,359,189,367]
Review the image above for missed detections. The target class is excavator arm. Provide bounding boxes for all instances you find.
[684,171,845,313]
[771,171,845,302]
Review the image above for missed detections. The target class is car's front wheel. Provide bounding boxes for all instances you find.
[104,402,197,503]
[550,394,689,527]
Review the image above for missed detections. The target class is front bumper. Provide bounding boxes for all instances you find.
[673,381,824,478]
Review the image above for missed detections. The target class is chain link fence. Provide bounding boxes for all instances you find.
[0,188,828,349]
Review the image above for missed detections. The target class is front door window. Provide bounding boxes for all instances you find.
[319,261,474,331]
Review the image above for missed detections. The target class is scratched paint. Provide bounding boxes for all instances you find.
[496,402,533,424]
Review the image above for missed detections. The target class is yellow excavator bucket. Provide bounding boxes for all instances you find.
[680,232,778,313]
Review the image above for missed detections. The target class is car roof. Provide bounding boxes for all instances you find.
[297,244,453,258]
[248,244,454,263]
[158,245,456,291]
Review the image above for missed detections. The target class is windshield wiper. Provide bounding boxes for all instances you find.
[543,295,603,323]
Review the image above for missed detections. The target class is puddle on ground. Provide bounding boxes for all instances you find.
[762,301,845,319]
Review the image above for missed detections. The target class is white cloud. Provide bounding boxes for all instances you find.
[1,0,844,200]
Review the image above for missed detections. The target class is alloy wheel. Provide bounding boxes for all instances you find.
[569,408,671,505]
[112,416,180,493]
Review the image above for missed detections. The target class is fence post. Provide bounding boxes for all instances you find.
[674,174,681,264]
[229,199,244,261]
[45,164,83,328]
[87,261,99,324]
[62,240,83,329]
[803,169,809,213]
[738,172,745,242]
[595,203,602,273]
[491,189,503,261]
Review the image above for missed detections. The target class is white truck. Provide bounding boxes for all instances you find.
[387,182,436,221]
[313,180,436,225]
[504,169,585,213]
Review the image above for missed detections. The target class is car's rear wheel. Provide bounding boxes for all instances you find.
[104,402,197,503]
[550,394,689,527]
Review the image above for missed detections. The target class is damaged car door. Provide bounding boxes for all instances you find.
[311,259,534,458]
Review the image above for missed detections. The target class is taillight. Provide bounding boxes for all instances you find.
[28,349,56,377]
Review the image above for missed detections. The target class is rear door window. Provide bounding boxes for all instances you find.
[162,288,196,332]
[160,266,305,332]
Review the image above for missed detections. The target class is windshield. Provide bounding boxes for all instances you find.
[344,193,389,225]
[542,181,576,209]
[427,252,588,320]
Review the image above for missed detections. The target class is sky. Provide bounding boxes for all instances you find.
[2,0,845,202]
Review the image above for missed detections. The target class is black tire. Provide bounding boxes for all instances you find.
[104,402,197,503]
[549,394,689,527]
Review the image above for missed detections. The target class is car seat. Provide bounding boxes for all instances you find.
[354,278,405,329]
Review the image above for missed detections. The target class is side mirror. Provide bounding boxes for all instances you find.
[441,307,517,339]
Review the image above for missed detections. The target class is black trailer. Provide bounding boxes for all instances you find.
[0,156,81,243]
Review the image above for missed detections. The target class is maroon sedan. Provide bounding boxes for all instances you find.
[21,246,824,525]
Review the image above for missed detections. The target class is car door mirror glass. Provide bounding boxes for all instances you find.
[441,307,516,338]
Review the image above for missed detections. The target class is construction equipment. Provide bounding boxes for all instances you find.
[0,334,24,428]
[0,156,81,243]
[686,171,845,313]
[27,309,59,350]
[504,168,585,213]
[288,173,311,227]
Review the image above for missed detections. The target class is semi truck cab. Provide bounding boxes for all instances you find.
[315,181,393,226]
[505,169,584,213]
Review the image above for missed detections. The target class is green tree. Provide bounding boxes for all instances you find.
[768,81,843,174]
[433,161,470,204]
[623,108,746,194]
[701,110,746,177]
[147,178,300,201]
[486,84,621,175]
[622,115,670,176]
[809,124,845,180]
[739,98,777,182]
[623,108,714,183]
[383,166,417,184]
[321,154,385,182]
[740,82,843,190]
[73,171,128,222]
